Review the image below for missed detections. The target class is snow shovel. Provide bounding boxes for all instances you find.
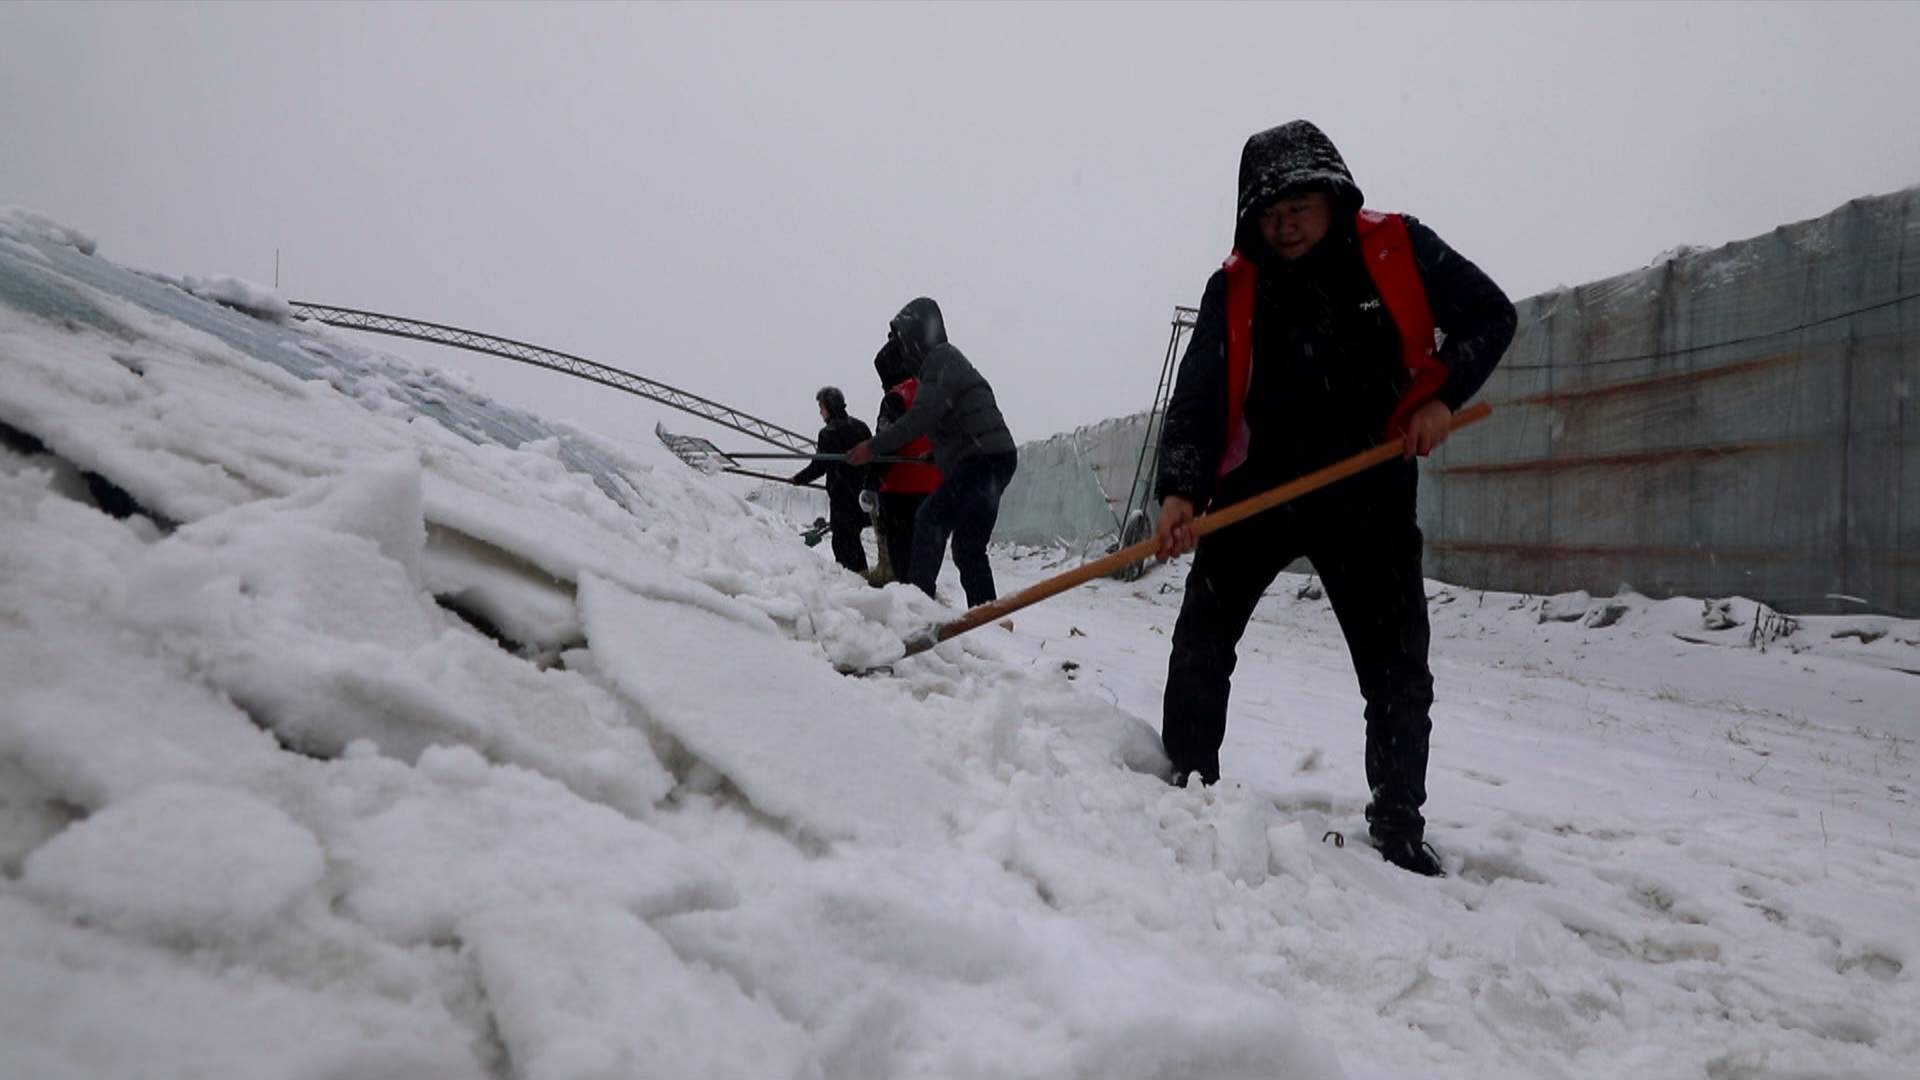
[893,401,1493,660]
[800,516,832,547]
[654,421,921,477]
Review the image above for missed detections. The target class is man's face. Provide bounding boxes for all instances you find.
[1257,191,1334,260]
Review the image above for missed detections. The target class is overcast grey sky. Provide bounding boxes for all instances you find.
[5,1,1919,450]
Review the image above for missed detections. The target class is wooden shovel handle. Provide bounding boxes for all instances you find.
[903,401,1492,657]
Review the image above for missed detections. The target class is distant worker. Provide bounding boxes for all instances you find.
[791,385,873,575]
[862,338,943,586]
[847,298,1017,607]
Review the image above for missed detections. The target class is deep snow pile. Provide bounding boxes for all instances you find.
[0,212,1324,1079]
[2,211,1916,1080]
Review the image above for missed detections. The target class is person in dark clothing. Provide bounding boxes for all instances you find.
[791,386,874,575]
[1153,120,1516,877]
[847,298,1017,608]
[863,339,944,586]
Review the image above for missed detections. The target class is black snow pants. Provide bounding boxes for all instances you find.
[910,451,1018,608]
[828,513,868,575]
[879,492,929,585]
[1162,462,1435,842]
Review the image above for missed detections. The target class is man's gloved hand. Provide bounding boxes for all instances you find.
[1154,495,1197,561]
[858,490,878,514]
[1401,399,1454,460]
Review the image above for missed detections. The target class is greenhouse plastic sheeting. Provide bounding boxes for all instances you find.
[993,411,1157,548]
[1425,187,1918,616]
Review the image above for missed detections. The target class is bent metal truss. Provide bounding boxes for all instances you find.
[288,301,813,453]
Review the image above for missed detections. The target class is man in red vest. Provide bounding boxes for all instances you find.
[862,338,944,585]
[1152,120,1516,876]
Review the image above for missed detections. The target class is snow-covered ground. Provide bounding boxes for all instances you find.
[2,212,1916,1079]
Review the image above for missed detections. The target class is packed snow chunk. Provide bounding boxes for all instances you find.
[604,555,782,635]
[987,683,1167,782]
[130,263,292,323]
[1059,967,1348,1080]
[465,903,807,1080]
[1,469,289,811]
[1584,597,1633,629]
[579,573,970,845]
[175,273,292,323]
[300,452,430,575]
[658,857,1346,1080]
[0,438,150,617]
[1702,597,1740,630]
[422,523,583,653]
[121,464,455,756]
[22,783,323,943]
[0,638,287,813]
[0,207,97,255]
[112,461,672,805]
[0,306,325,523]
[331,747,731,946]
[1538,590,1592,624]
[128,460,439,654]
[0,893,482,1080]
[794,582,932,671]
[403,633,675,816]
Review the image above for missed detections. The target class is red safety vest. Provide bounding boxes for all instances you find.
[1217,209,1444,477]
[879,379,943,494]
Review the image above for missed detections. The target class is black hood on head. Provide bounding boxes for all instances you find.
[889,297,947,362]
[1234,120,1364,254]
[874,338,913,387]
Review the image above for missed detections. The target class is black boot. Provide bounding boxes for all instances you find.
[1376,835,1444,877]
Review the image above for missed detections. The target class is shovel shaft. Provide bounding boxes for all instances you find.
[901,402,1492,658]
[724,451,925,464]
[722,467,821,486]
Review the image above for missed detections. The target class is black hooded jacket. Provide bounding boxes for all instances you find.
[866,298,1016,475]
[873,337,915,429]
[865,339,915,493]
[1156,121,1516,509]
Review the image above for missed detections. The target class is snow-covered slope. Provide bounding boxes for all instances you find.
[3,211,1916,1079]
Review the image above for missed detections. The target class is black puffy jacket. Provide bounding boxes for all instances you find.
[867,298,1016,475]
[1157,121,1516,508]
